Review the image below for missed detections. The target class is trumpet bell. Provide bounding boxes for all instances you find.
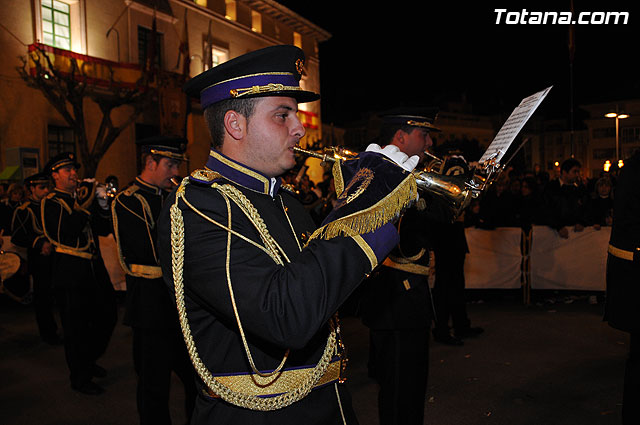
[413,170,474,220]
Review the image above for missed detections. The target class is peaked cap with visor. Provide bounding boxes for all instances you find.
[183,45,320,109]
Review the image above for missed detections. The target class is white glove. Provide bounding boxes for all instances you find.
[366,143,419,172]
[95,185,109,210]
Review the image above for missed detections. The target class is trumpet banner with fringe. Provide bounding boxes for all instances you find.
[311,152,417,241]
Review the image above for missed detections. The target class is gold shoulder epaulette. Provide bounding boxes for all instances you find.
[280,183,298,195]
[15,201,31,211]
[190,169,223,185]
[123,185,140,196]
[44,192,72,214]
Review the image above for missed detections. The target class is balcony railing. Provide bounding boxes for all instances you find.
[28,43,146,90]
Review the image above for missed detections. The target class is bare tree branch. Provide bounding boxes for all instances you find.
[16,44,159,177]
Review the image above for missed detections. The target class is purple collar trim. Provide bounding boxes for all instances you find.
[201,150,282,196]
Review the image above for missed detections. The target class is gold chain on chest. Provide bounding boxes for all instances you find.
[171,179,337,411]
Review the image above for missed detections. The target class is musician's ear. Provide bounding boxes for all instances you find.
[392,129,407,147]
[224,110,246,141]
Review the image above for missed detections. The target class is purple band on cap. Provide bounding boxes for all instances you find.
[200,73,299,109]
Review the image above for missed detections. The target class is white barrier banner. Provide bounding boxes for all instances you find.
[464,227,522,289]
[529,226,609,290]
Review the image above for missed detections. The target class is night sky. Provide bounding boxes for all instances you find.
[278,1,640,127]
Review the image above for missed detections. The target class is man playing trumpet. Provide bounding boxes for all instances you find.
[41,153,117,395]
[156,45,419,424]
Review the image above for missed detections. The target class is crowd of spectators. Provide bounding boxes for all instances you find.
[282,167,338,227]
[464,158,615,237]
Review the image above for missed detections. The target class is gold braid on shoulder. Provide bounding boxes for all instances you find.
[171,178,338,411]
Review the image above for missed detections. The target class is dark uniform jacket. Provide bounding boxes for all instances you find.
[11,199,49,270]
[112,177,177,329]
[157,150,398,424]
[360,196,449,330]
[605,151,640,332]
[41,185,112,288]
[0,199,21,234]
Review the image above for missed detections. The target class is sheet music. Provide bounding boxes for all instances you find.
[479,86,552,164]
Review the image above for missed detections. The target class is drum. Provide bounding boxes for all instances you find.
[0,250,32,305]
[0,251,21,282]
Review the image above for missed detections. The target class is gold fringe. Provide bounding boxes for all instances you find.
[332,160,345,197]
[309,173,417,241]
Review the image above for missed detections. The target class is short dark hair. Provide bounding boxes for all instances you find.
[204,97,259,149]
[379,123,418,146]
[560,158,581,173]
[140,152,164,170]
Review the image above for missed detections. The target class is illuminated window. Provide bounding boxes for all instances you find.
[225,0,236,21]
[293,32,302,48]
[35,0,86,54]
[251,10,262,33]
[193,0,207,5]
[212,46,229,68]
[41,0,71,50]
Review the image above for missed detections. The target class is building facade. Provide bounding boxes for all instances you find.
[581,100,640,178]
[0,0,330,184]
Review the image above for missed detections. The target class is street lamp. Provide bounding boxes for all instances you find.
[605,109,630,162]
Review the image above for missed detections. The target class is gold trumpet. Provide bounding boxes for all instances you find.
[293,146,483,220]
[422,151,444,173]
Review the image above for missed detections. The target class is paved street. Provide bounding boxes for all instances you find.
[0,290,628,425]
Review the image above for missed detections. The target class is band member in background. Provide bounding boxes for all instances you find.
[41,153,117,395]
[112,136,196,424]
[11,172,59,344]
[360,107,449,425]
[430,153,484,346]
[0,183,25,233]
[604,148,640,425]
[156,45,414,424]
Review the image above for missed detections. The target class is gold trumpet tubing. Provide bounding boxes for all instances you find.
[294,145,474,219]
[292,146,345,164]
[423,150,443,163]
[421,151,444,173]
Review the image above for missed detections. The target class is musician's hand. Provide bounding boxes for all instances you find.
[366,143,419,172]
[95,185,109,210]
[41,241,53,256]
